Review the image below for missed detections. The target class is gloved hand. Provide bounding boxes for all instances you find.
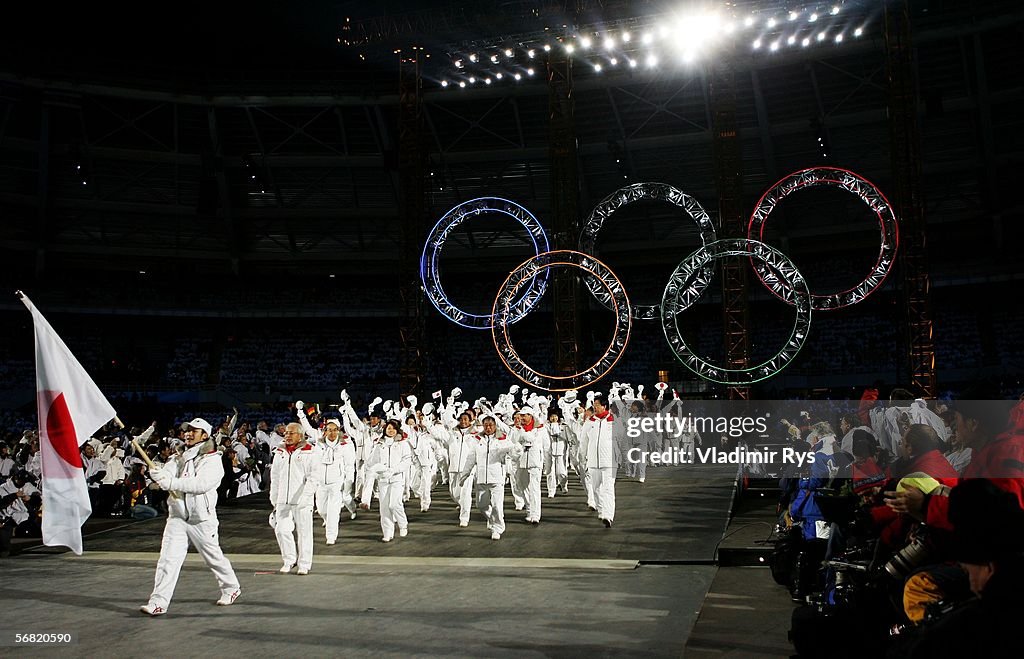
[451,387,463,399]
[340,389,350,403]
[407,395,418,410]
[152,472,171,489]
[509,384,520,395]
[368,396,383,415]
[296,400,304,411]
[422,402,435,416]
[637,384,645,398]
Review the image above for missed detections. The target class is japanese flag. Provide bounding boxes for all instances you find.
[20,292,116,555]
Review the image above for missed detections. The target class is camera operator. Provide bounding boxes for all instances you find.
[905,479,1024,658]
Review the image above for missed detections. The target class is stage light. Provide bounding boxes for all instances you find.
[646,54,658,68]
[594,63,602,72]
[527,67,535,75]
[454,59,463,68]
[752,38,762,49]
[469,76,476,83]
[565,43,576,54]
[610,57,618,65]
[789,11,799,21]
[744,16,755,28]
[527,49,535,58]
[854,27,864,37]
[485,77,492,84]
[817,31,827,41]
[543,44,551,52]
[682,51,695,63]
[441,80,449,87]
[490,54,498,63]
[802,37,810,47]
[504,48,513,57]
[469,53,478,62]
[770,40,780,51]
[767,18,777,28]
[514,73,522,80]
[628,58,637,68]
[580,36,592,49]
[642,32,653,44]
[809,12,818,22]
[835,33,843,43]
[604,37,615,50]
[831,5,840,16]
[622,31,631,42]
[495,72,503,79]
[459,81,466,88]
[787,35,796,45]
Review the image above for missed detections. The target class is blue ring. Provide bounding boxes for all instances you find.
[420,197,551,329]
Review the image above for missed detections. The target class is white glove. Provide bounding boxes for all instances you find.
[153,471,171,489]
[451,387,463,399]
[422,402,435,416]
[564,390,577,402]
[407,395,418,409]
[509,384,520,395]
[340,389,350,402]
[383,400,394,416]
[295,400,304,411]
[368,396,383,416]
[637,384,645,398]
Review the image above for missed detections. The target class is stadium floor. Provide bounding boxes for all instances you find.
[5,465,737,657]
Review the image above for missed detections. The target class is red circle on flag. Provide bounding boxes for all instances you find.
[47,393,83,468]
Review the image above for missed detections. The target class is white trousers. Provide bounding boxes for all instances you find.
[589,466,616,522]
[149,516,239,609]
[379,478,408,540]
[449,472,474,523]
[315,483,345,543]
[517,467,542,521]
[546,453,567,496]
[414,465,434,510]
[475,481,505,535]
[510,465,526,510]
[274,504,313,570]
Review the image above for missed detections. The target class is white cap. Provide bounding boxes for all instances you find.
[186,418,213,435]
[519,406,537,418]
[324,419,342,428]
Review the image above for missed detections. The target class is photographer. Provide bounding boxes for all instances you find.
[906,479,1024,658]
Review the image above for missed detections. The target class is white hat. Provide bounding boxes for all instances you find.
[325,419,342,428]
[186,418,213,435]
[519,406,537,418]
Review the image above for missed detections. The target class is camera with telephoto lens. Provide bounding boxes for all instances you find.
[883,532,933,580]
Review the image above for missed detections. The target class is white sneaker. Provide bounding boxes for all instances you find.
[216,589,240,606]
[279,564,294,573]
[459,521,469,527]
[399,527,408,537]
[326,539,336,545]
[140,603,166,616]
[382,536,392,543]
[350,512,358,520]
[490,531,501,540]
[639,478,645,483]
[297,568,309,575]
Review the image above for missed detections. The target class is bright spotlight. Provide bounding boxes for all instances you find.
[495,72,503,79]
[744,16,755,28]
[484,77,491,84]
[527,67,535,75]
[787,35,796,45]
[642,32,653,45]
[610,57,618,65]
[646,54,658,67]
[622,31,631,43]
[565,43,576,54]
[835,33,844,43]
[767,18,777,28]
[514,73,522,80]
[809,12,818,22]
[854,27,864,37]
[594,63,602,72]
[504,48,513,57]
[543,44,551,52]
[441,80,449,87]
[468,76,476,83]
[469,53,478,62]
[527,49,535,58]
[604,37,615,50]
[752,38,762,49]
[789,11,799,21]
[580,36,592,49]
[831,5,840,16]
[628,58,637,68]
[817,31,827,41]
[459,81,466,88]
[769,40,780,51]
[801,37,810,47]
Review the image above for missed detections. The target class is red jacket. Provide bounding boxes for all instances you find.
[925,431,1024,531]
[871,450,958,547]
[858,387,879,426]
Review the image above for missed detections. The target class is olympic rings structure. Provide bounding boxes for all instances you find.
[420,167,899,390]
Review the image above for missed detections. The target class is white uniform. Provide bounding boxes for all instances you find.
[146,443,240,612]
[580,411,620,523]
[408,429,438,512]
[546,422,568,496]
[511,423,546,523]
[443,425,476,525]
[363,434,412,541]
[314,436,357,544]
[458,431,523,538]
[270,442,321,572]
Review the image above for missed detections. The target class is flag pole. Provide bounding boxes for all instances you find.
[113,415,159,471]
